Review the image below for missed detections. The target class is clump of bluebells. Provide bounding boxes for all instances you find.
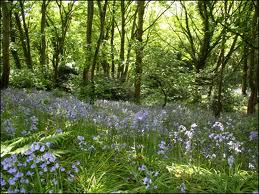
[0,141,80,193]
[137,164,159,191]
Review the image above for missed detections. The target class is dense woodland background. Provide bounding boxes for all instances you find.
[0,0,258,116]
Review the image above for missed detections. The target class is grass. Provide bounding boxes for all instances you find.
[0,88,258,193]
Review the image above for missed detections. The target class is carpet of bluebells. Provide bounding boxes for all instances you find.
[1,88,258,193]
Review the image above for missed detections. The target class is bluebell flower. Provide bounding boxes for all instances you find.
[77,136,85,141]
[0,178,6,186]
[228,155,234,168]
[138,164,146,171]
[56,128,63,134]
[40,145,45,152]
[60,167,65,172]
[249,131,258,141]
[8,177,17,185]
[7,167,17,174]
[143,177,152,185]
[46,142,51,148]
[20,188,26,193]
[26,170,34,176]
[180,182,186,193]
[15,172,24,178]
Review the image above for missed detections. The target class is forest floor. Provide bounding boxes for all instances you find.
[1,88,258,193]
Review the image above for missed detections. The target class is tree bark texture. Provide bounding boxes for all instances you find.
[134,1,145,104]
[83,0,94,81]
[0,1,10,89]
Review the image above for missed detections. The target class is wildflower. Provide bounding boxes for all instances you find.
[180,182,186,193]
[143,177,152,185]
[135,110,148,121]
[56,128,63,134]
[228,155,234,168]
[77,136,85,141]
[138,164,146,171]
[157,150,165,155]
[40,145,45,152]
[8,177,17,185]
[249,131,258,141]
[154,171,159,177]
[20,188,26,193]
[0,178,6,186]
[46,142,51,148]
[60,167,65,172]
[191,123,198,129]
[213,121,224,131]
[154,185,158,189]
[185,130,193,139]
[7,167,17,174]
[159,141,166,149]
[26,170,34,176]
[249,163,255,170]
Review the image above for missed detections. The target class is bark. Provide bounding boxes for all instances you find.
[118,0,125,79]
[89,0,108,105]
[134,1,145,104]
[247,8,258,114]
[241,42,248,95]
[40,0,48,71]
[110,0,115,79]
[83,0,94,81]
[90,0,108,80]
[0,1,10,89]
[19,1,33,69]
[10,8,21,69]
[121,7,138,82]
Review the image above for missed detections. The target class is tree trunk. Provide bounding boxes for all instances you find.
[241,41,248,95]
[90,0,108,80]
[89,0,108,105]
[110,0,115,79]
[134,1,145,104]
[0,1,10,89]
[19,1,33,69]
[213,0,227,118]
[40,0,48,71]
[247,8,257,114]
[83,0,94,82]
[122,7,138,82]
[10,8,21,69]
[118,0,125,79]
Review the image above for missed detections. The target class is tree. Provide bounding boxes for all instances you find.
[134,1,145,104]
[40,0,49,72]
[14,1,33,69]
[247,2,258,114]
[47,0,75,86]
[82,0,94,82]
[0,0,10,89]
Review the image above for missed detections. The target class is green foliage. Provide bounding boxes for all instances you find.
[10,68,53,90]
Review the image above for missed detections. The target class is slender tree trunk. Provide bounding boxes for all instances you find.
[0,1,10,89]
[19,1,33,69]
[247,8,257,114]
[241,41,248,95]
[122,7,138,82]
[40,0,47,71]
[213,0,227,118]
[110,0,115,79]
[118,0,125,79]
[10,9,21,69]
[83,0,94,81]
[134,1,145,104]
[90,0,108,105]
[90,0,108,80]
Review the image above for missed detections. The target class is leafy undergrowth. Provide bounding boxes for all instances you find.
[1,88,258,193]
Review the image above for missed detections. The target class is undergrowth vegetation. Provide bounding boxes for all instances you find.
[1,88,258,193]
